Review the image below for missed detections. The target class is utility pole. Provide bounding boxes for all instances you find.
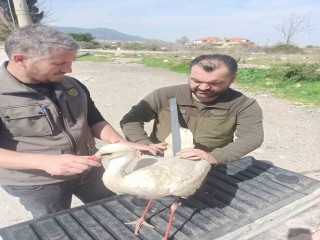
[12,0,32,27]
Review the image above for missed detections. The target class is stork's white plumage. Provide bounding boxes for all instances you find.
[163,128,195,157]
[95,143,211,239]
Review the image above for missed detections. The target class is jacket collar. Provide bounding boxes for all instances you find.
[0,61,74,95]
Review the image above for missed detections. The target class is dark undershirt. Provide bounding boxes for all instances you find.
[12,79,105,127]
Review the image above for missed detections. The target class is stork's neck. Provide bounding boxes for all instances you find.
[104,153,134,178]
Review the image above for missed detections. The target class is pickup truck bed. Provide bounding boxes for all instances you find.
[1,156,319,240]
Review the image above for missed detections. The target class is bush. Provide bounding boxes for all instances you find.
[265,44,303,54]
[102,43,118,50]
[68,33,95,42]
[305,45,320,49]
[122,42,145,51]
[80,41,100,49]
[269,63,320,82]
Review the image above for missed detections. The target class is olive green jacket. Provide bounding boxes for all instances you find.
[0,62,96,185]
[121,84,264,164]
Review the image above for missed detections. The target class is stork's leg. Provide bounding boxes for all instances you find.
[125,197,155,235]
[162,196,180,240]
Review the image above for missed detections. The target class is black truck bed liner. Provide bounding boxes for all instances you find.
[1,156,319,240]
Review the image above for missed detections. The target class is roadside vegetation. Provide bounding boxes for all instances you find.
[237,65,320,106]
[140,55,320,107]
[1,4,319,107]
[76,48,320,107]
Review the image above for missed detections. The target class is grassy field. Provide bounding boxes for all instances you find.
[77,51,320,107]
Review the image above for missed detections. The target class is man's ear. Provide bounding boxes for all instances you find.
[11,54,27,67]
[230,73,236,83]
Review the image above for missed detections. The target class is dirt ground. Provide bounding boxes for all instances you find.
[0,52,319,239]
[71,59,320,181]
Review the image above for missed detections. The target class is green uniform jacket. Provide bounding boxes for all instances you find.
[0,62,97,185]
[120,84,264,164]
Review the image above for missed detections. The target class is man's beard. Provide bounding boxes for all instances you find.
[195,89,222,98]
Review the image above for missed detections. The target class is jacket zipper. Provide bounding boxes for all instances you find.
[54,92,78,155]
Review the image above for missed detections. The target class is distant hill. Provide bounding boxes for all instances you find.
[54,26,147,42]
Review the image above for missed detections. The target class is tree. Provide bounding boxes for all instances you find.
[0,0,44,40]
[1,0,43,24]
[176,36,189,45]
[274,13,312,45]
[68,33,95,42]
[27,0,44,23]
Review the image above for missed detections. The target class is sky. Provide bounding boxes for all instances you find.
[38,0,320,47]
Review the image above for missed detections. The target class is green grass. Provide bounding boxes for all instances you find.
[76,52,113,62]
[237,68,320,106]
[140,55,320,107]
[75,52,320,107]
[140,55,190,73]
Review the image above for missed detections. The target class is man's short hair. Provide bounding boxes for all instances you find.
[189,54,238,75]
[5,24,80,60]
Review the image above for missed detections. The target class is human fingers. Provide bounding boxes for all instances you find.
[150,142,167,150]
[45,163,88,176]
[176,149,201,159]
[88,155,101,161]
[148,143,168,154]
[134,145,157,155]
[141,145,157,155]
[60,155,102,168]
[127,142,157,155]
[177,149,217,164]
[80,157,102,167]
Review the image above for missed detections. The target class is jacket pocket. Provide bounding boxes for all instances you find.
[165,106,189,127]
[195,116,236,150]
[1,105,54,137]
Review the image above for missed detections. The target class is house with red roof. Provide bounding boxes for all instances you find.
[225,38,253,45]
[193,36,224,45]
[192,36,254,46]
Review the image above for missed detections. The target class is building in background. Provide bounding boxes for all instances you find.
[193,36,254,47]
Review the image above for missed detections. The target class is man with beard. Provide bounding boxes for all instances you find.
[120,54,264,165]
[0,24,156,219]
